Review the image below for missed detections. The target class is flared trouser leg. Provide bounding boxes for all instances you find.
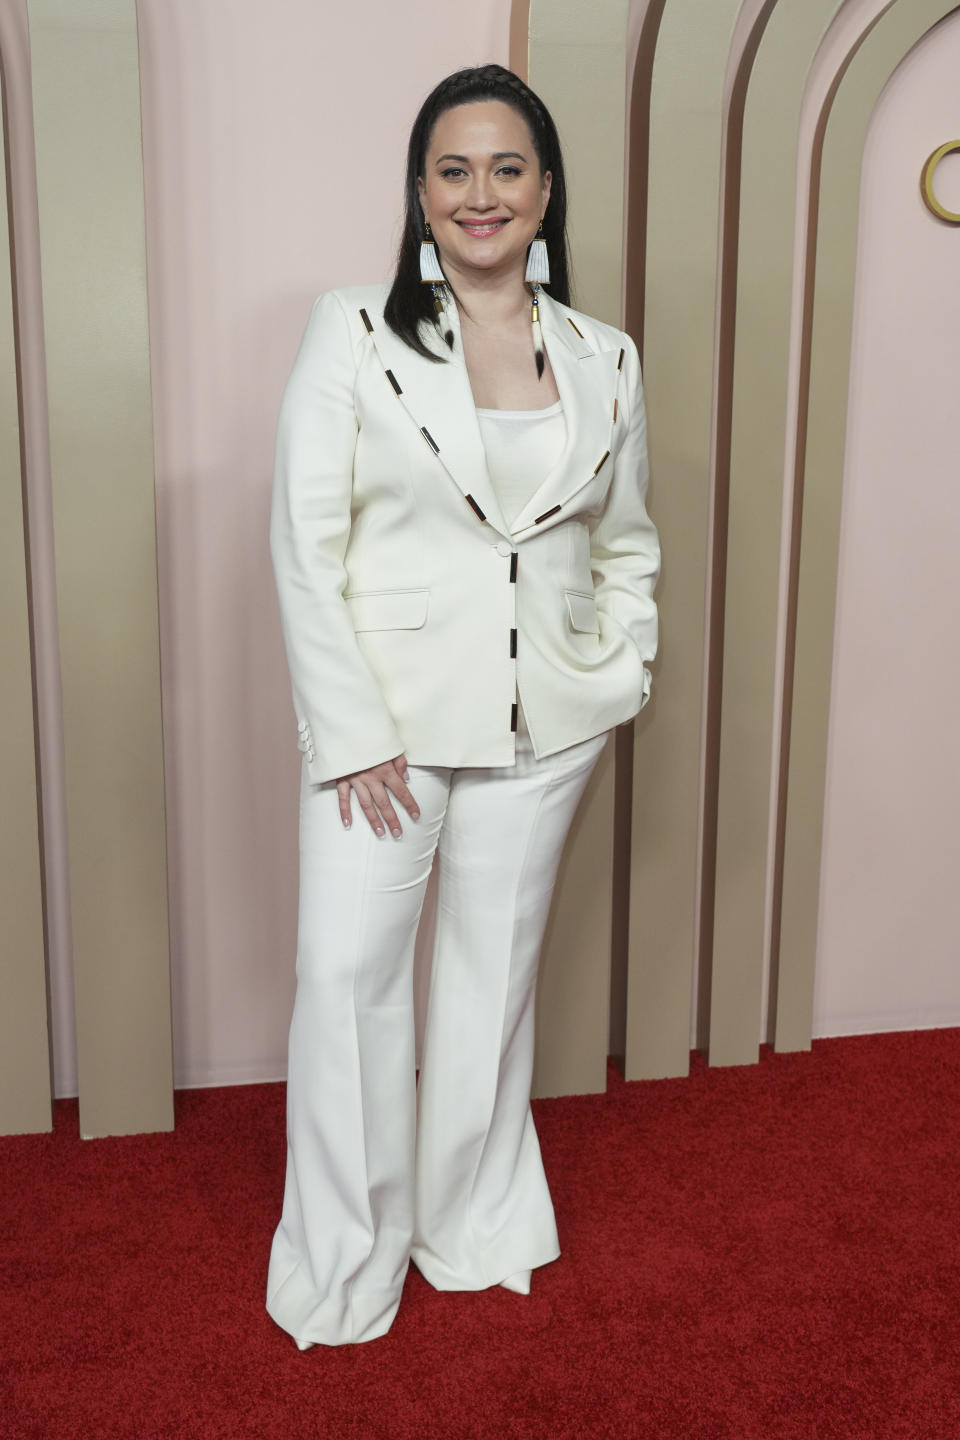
[411,716,609,1291]
[266,759,450,1348]
[266,715,609,1346]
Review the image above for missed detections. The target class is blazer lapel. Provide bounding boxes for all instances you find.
[359,290,621,544]
[508,292,622,539]
[362,302,512,538]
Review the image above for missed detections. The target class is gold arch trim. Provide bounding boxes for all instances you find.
[920,139,960,223]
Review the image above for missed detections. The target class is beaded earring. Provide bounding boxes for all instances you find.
[525,220,550,379]
[524,219,550,286]
[420,220,454,350]
[419,219,445,283]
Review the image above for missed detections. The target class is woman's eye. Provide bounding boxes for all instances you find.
[497,166,521,177]
[440,167,466,179]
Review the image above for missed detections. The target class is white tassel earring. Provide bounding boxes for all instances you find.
[419,220,445,282]
[524,219,551,286]
[526,220,549,379]
[420,221,454,350]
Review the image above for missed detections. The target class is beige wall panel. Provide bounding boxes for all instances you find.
[530,0,629,326]
[776,0,958,1051]
[709,0,845,1067]
[29,0,173,1135]
[528,0,629,1097]
[625,0,744,1080]
[534,751,616,1097]
[612,0,667,1065]
[0,62,51,1135]
[0,3,74,1114]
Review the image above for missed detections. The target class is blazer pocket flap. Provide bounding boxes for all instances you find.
[346,588,429,632]
[565,590,600,635]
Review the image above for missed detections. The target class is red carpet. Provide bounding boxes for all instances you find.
[2,1029,959,1439]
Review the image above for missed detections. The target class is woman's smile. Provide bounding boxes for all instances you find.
[457,218,510,238]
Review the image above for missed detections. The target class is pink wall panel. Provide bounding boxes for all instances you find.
[131,0,512,1090]
[814,11,960,1036]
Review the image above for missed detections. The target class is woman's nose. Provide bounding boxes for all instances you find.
[464,173,496,211]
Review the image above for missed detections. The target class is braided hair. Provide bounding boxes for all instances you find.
[383,65,571,360]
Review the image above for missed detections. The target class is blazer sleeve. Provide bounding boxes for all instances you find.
[588,333,660,705]
[270,291,405,783]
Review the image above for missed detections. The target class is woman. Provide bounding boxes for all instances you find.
[267,64,659,1349]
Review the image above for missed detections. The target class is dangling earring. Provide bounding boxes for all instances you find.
[526,220,549,379]
[419,220,445,283]
[524,219,550,286]
[530,285,545,380]
[420,221,454,351]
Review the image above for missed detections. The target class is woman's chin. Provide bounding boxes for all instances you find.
[445,249,527,283]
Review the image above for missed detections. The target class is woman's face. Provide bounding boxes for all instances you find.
[418,100,551,287]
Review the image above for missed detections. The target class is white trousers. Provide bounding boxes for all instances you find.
[266,707,609,1348]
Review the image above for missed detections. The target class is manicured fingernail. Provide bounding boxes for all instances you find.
[411,810,421,821]
[391,828,402,840]
[342,818,351,829]
[375,827,384,838]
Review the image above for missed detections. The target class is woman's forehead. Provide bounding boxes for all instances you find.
[425,101,534,158]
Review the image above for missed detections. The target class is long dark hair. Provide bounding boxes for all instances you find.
[384,64,571,361]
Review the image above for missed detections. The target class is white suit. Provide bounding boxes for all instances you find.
[269,284,659,782]
[266,284,659,1348]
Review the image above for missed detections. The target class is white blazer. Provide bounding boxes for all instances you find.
[270,283,659,784]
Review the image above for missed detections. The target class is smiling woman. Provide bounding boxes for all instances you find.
[419,101,557,407]
[420,106,550,277]
[265,63,660,1349]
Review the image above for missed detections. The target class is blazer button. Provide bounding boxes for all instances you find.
[495,541,514,558]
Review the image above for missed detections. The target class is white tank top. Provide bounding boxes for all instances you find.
[475,400,566,528]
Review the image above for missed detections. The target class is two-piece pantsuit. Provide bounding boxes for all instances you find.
[267,283,659,1347]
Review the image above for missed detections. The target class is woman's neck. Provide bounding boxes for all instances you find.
[442,262,531,329]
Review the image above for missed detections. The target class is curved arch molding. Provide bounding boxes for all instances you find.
[501,0,960,1087]
[625,0,747,1080]
[710,0,949,1067]
[601,0,960,1081]
[775,0,960,1051]
[708,0,849,1069]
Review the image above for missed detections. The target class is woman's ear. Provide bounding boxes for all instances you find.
[417,176,427,216]
[540,170,553,215]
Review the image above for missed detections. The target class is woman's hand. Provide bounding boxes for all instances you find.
[336,755,420,838]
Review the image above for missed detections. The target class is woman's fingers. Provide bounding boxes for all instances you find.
[369,779,404,839]
[389,771,420,822]
[335,757,421,837]
[350,778,387,837]
[336,779,353,829]
[352,774,403,838]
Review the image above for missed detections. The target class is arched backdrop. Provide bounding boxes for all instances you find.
[1,0,958,1135]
